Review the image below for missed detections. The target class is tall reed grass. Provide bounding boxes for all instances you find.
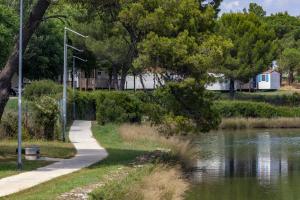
[127,165,189,200]
[119,124,198,168]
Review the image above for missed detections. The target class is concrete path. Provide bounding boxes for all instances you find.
[0,120,108,197]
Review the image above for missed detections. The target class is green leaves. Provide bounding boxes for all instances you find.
[0,4,17,69]
[135,31,232,81]
[217,12,277,81]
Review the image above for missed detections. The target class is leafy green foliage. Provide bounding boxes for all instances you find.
[33,96,60,140]
[215,100,300,118]
[74,92,96,120]
[24,20,65,80]
[154,79,221,133]
[248,3,266,17]
[278,48,300,84]
[95,92,143,124]
[217,12,277,84]
[266,12,300,40]
[218,92,300,106]
[266,12,300,84]
[0,4,17,68]
[24,80,62,101]
[0,110,18,138]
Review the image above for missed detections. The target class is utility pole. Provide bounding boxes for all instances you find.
[72,56,87,120]
[17,0,24,170]
[62,27,87,142]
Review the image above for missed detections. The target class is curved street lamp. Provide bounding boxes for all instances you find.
[62,27,88,142]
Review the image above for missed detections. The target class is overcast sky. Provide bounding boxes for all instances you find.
[220,0,300,16]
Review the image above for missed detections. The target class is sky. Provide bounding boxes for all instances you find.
[220,0,300,16]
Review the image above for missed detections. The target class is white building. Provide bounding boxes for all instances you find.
[206,71,281,91]
[124,74,163,90]
[256,70,281,90]
[205,73,240,91]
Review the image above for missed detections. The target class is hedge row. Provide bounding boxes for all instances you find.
[74,91,150,124]
[215,100,300,118]
[217,92,300,106]
[23,81,150,125]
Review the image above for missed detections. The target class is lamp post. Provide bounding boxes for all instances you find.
[72,56,87,120]
[17,0,23,170]
[62,27,87,142]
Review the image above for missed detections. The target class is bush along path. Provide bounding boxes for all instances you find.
[0,121,108,197]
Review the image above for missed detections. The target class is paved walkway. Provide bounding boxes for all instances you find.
[0,120,108,197]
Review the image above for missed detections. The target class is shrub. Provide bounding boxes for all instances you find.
[152,79,221,133]
[24,80,62,101]
[74,92,96,120]
[215,100,300,118]
[95,92,143,124]
[0,111,18,138]
[33,96,60,140]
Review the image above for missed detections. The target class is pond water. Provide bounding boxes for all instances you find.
[186,129,300,200]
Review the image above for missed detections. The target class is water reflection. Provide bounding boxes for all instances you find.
[192,130,299,186]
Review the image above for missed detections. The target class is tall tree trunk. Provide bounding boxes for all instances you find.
[139,75,145,90]
[229,79,235,98]
[156,73,164,87]
[288,70,294,85]
[120,66,129,90]
[0,0,51,121]
[108,72,112,90]
[112,65,119,90]
[133,73,136,92]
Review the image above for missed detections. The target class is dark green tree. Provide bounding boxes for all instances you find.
[278,48,300,85]
[217,12,277,97]
[24,20,64,80]
[266,12,300,84]
[248,3,266,17]
[0,4,18,69]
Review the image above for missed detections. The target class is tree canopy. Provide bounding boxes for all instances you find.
[0,4,18,69]
[216,11,277,95]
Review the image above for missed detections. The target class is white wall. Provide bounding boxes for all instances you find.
[257,72,280,90]
[206,80,231,91]
[258,74,271,90]
[125,74,163,90]
[270,72,281,90]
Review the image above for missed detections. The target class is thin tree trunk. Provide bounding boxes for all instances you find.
[133,73,136,92]
[0,0,51,121]
[108,72,112,90]
[139,75,145,90]
[112,65,119,90]
[157,74,163,87]
[120,66,129,90]
[229,79,235,98]
[288,70,294,85]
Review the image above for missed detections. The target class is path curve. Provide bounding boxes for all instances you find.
[0,120,108,197]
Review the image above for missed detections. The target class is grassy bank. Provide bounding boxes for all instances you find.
[90,124,195,200]
[0,140,75,179]
[5,123,194,200]
[220,118,300,130]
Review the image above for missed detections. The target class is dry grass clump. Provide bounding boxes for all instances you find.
[119,124,198,168]
[220,117,300,129]
[128,166,189,200]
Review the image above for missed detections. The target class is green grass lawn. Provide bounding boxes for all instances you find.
[0,140,75,179]
[3,123,158,200]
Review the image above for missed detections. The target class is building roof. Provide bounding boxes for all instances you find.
[262,69,280,74]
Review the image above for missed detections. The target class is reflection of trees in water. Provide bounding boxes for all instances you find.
[193,131,291,185]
